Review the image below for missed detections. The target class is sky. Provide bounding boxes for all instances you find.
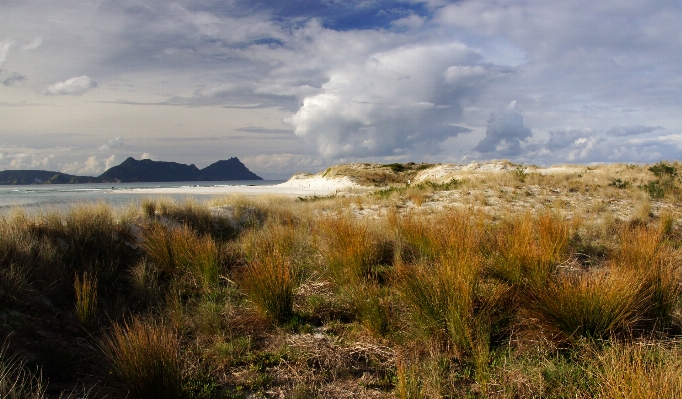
[1,0,681,179]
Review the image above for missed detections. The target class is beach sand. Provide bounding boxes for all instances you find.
[111,174,362,197]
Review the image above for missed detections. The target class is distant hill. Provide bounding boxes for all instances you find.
[199,158,263,181]
[0,157,262,184]
[0,170,100,185]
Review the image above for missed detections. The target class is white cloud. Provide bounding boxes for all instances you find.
[99,135,124,151]
[474,101,532,156]
[286,42,491,158]
[0,39,12,65]
[44,75,98,96]
[140,152,153,160]
[104,155,117,170]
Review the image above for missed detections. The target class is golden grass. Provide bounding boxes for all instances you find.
[74,271,98,328]
[99,318,183,399]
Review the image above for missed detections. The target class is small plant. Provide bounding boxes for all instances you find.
[511,164,528,183]
[74,271,98,328]
[609,178,631,189]
[99,318,183,399]
[640,161,679,199]
[649,161,677,179]
[640,181,665,199]
[416,178,462,191]
[386,163,406,173]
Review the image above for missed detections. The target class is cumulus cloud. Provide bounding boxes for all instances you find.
[606,125,663,137]
[104,155,117,170]
[474,101,532,156]
[44,75,97,96]
[99,136,124,151]
[140,152,153,160]
[286,42,494,158]
[7,152,54,170]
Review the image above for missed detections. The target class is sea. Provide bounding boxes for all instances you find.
[0,180,285,215]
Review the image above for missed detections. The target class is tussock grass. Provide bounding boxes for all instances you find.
[525,270,649,340]
[489,211,572,286]
[99,318,183,399]
[0,342,47,399]
[142,223,220,293]
[595,341,682,398]
[74,272,98,328]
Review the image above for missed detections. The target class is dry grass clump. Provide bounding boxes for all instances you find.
[142,223,220,293]
[595,341,682,398]
[99,318,183,399]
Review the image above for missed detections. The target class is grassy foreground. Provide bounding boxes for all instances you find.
[2,161,682,398]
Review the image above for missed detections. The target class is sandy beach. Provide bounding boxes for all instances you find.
[110,174,362,197]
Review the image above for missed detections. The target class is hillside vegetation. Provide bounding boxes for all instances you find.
[2,161,682,398]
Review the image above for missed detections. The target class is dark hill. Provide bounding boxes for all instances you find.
[200,158,262,181]
[98,157,263,183]
[0,170,99,185]
[98,157,202,183]
[0,157,262,184]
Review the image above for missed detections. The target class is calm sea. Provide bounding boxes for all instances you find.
[0,181,284,214]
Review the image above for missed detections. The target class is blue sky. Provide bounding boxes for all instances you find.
[1,0,681,179]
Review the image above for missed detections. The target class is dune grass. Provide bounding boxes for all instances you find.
[99,318,183,399]
[0,161,682,397]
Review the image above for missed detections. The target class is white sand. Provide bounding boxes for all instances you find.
[111,174,361,197]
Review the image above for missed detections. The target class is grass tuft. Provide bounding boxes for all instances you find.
[74,271,98,329]
[99,318,183,399]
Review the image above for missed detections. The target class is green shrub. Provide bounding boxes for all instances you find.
[640,181,665,199]
[609,178,631,189]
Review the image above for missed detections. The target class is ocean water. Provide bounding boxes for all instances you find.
[0,180,284,214]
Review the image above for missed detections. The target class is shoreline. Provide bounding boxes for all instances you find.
[110,175,362,197]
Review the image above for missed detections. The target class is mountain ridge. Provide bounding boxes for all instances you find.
[0,157,262,184]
